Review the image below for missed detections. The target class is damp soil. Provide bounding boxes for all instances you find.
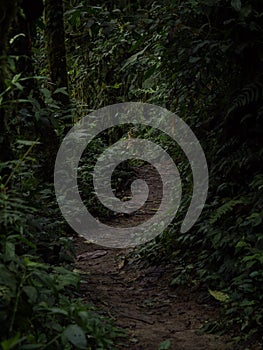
[74,164,232,350]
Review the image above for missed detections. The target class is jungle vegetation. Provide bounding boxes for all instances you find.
[0,0,262,348]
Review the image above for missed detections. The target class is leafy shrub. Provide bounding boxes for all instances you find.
[0,149,124,349]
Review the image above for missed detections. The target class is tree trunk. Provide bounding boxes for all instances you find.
[45,0,69,105]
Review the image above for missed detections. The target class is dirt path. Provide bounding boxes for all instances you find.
[74,164,231,349]
[75,242,230,350]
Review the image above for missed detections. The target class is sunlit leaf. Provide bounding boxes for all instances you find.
[208,289,230,303]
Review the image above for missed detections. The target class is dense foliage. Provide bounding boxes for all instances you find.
[0,1,123,348]
[0,0,262,348]
[65,0,263,346]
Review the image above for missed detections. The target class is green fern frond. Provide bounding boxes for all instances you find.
[217,142,258,174]
[209,198,246,225]
[227,80,263,116]
[216,137,238,156]
[250,174,263,190]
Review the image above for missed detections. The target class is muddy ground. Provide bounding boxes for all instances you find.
[74,164,232,349]
[75,240,231,350]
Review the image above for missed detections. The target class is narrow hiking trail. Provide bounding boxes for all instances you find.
[74,164,231,350]
[75,242,230,350]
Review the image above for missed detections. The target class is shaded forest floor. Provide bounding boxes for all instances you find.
[74,164,232,349]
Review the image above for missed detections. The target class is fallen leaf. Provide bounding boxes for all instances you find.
[118,259,125,270]
[77,250,108,261]
[73,268,90,275]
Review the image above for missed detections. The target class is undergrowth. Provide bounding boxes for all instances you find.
[65,0,263,347]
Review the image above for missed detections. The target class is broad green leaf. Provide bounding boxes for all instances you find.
[45,307,68,316]
[231,0,242,11]
[189,56,201,63]
[208,288,230,302]
[11,73,21,83]
[13,82,23,91]
[121,44,150,71]
[158,339,171,350]
[4,242,15,261]
[0,264,17,291]
[63,324,87,349]
[1,333,26,350]
[23,286,38,304]
[53,87,69,95]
